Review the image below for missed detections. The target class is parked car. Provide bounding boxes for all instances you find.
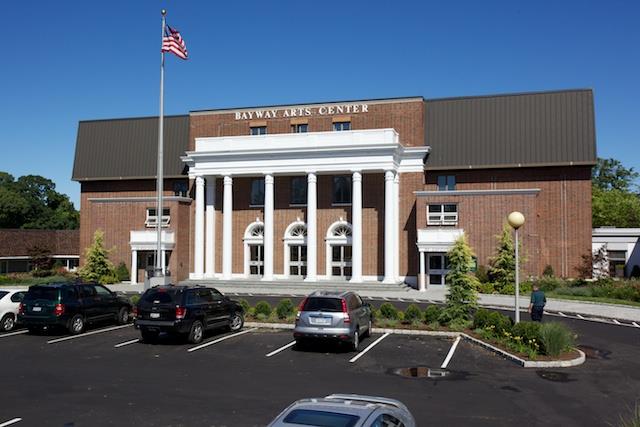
[133,285,244,344]
[293,291,372,351]
[268,394,416,427]
[0,288,28,332]
[18,282,132,334]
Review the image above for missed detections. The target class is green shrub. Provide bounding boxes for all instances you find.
[256,313,269,321]
[540,322,575,356]
[542,265,555,277]
[115,262,129,282]
[129,294,141,305]
[254,301,272,317]
[475,265,490,283]
[448,318,471,331]
[477,282,496,294]
[379,302,399,320]
[403,304,422,323]
[31,269,54,278]
[535,276,565,292]
[500,282,532,295]
[423,305,442,324]
[237,298,251,313]
[276,299,295,319]
[511,321,542,353]
[473,309,513,336]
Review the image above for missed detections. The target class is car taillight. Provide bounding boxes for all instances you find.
[175,306,187,320]
[18,303,25,315]
[296,297,308,320]
[132,306,139,319]
[341,299,351,324]
[54,303,65,316]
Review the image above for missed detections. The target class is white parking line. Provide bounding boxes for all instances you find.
[576,314,585,319]
[265,340,296,357]
[613,319,621,325]
[633,322,640,328]
[47,324,132,344]
[187,328,256,353]
[557,312,567,317]
[114,338,140,348]
[0,330,28,339]
[0,418,22,427]
[349,332,391,363]
[440,336,461,369]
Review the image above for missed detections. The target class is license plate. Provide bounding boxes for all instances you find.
[150,313,160,319]
[32,307,42,312]
[310,317,331,325]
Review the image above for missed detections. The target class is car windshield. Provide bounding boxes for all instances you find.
[142,288,181,304]
[0,291,8,299]
[24,287,59,301]
[283,409,359,427]
[302,297,343,312]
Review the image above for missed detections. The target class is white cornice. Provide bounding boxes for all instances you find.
[414,189,541,197]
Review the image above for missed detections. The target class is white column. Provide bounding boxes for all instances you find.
[222,176,233,280]
[205,176,216,278]
[161,249,166,274]
[130,250,137,284]
[383,170,395,283]
[194,175,205,279]
[419,250,426,291]
[305,172,317,282]
[262,174,274,281]
[394,173,400,281]
[350,171,363,283]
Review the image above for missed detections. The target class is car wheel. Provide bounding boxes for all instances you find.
[69,314,85,335]
[140,328,159,343]
[188,320,204,344]
[363,318,372,338]
[351,329,360,351]
[116,307,130,325]
[228,312,244,332]
[1,314,15,332]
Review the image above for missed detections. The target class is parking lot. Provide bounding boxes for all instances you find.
[0,317,639,426]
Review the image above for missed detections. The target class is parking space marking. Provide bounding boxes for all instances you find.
[265,340,296,357]
[613,319,621,325]
[114,338,140,348]
[440,336,461,369]
[0,330,28,339]
[558,312,566,317]
[47,324,132,344]
[349,332,391,363]
[576,314,585,319]
[633,322,640,328]
[187,328,257,353]
[0,418,22,427]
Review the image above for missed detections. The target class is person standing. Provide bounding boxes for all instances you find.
[528,284,546,322]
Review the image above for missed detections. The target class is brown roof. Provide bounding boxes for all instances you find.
[0,229,79,257]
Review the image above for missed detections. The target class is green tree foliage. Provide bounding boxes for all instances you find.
[115,262,130,282]
[592,158,639,192]
[0,172,79,229]
[592,187,640,228]
[440,234,478,324]
[488,224,516,292]
[79,230,117,284]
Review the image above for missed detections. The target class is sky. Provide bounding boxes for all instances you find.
[1,0,639,208]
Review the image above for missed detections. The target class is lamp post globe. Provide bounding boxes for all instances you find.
[508,211,525,230]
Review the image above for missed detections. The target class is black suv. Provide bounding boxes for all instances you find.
[18,282,132,334]
[134,285,244,344]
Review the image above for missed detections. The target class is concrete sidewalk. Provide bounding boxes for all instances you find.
[107,282,640,323]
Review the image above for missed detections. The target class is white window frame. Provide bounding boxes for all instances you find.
[325,220,353,279]
[427,204,458,226]
[145,208,170,228]
[283,221,307,279]
[243,220,264,277]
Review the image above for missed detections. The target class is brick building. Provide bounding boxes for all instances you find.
[72,89,596,288]
[0,229,79,274]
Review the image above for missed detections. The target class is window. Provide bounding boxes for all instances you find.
[437,175,456,191]
[10,292,25,303]
[146,208,170,227]
[282,409,359,427]
[333,175,352,204]
[291,123,308,133]
[427,204,458,225]
[173,181,188,197]
[250,126,267,135]
[333,121,351,131]
[95,285,113,297]
[372,413,405,427]
[250,178,265,206]
[608,250,627,278]
[290,176,307,205]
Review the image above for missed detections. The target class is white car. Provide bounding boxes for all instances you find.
[0,288,28,332]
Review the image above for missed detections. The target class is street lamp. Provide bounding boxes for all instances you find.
[508,211,525,323]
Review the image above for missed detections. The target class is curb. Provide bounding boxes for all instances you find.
[244,321,585,368]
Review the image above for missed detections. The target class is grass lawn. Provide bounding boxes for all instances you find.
[0,275,73,287]
[546,292,640,308]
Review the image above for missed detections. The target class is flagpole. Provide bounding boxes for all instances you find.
[152,9,167,288]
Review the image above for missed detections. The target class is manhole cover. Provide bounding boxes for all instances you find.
[577,345,611,360]
[392,367,449,379]
[535,370,573,383]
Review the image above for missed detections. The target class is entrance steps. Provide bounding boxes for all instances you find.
[179,278,414,293]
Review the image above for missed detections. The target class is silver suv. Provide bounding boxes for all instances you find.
[267,394,416,427]
[293,291,372,350]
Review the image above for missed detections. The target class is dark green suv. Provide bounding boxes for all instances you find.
[18,282,132,334]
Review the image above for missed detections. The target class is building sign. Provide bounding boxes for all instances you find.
[234,104,369,120]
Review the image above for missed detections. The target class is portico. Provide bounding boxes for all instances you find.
[182,129,428,284]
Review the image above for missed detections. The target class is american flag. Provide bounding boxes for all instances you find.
[162,26,188,60]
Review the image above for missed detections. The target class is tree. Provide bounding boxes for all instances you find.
[592,158,639,192]
[79,230,118,284]
[27,245,53,271]
[439,234,478,325]
[592,245,609,279]
[592,187,640,228]
[488,224,516,292]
